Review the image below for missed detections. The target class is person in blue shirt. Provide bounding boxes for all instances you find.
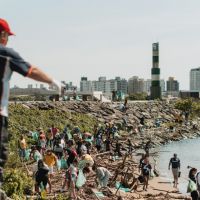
[169,153,181,188]
[0,18,62,190]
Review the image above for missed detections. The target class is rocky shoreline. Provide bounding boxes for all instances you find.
[15,100,200,148]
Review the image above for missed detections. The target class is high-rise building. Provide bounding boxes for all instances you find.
[166,77,179,92]
[190,67,200,91]
[109,77,128,94]
[80,77,92,92]
[150,42,161,99]
[98,76,106,82]
[128,76,144,94]
[80,76,128,94]
[116,78,128,94]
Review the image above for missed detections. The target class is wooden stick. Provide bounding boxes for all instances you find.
[95,151,111,157]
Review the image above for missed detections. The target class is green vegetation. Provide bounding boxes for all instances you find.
[175,98,200,117]
[3,103,97,199]
[128,92,148,100]
[174,98,193,112]
[9,94,47,101]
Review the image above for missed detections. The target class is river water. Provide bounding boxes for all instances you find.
[155,137,200,194]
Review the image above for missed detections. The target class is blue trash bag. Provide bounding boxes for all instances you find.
[25,149,31,161]
[61,158,67,169]
[85,136,94,144]
[33,151,42,162]
[76,170,86,188]
[115,182,131,192]
[32,132,39,141]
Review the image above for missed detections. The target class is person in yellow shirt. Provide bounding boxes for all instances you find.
[43,149,57,193]
[43,150,57,177]
[19,135,27,161]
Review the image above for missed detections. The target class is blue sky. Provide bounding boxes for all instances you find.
[1,0,200,89]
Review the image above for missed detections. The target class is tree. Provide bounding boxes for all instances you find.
[128,92,148,100]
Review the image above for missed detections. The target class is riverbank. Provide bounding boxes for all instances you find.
[5,101,200,199]
[113,177,190,199]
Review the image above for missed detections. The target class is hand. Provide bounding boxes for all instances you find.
[49,79,62,95]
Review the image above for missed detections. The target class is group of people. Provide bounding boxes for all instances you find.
[19,124,117,199]
[17,120,163,199]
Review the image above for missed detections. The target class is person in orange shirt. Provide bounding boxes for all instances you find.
[19,135,27,161]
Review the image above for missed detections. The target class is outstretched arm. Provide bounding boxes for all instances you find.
[27,66,53,84]
[27,66,61,94]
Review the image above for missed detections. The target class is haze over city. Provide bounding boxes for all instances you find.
[1,0,200,90]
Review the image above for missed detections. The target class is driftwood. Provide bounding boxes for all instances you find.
[110,154,128,187]
[95,151,111,158]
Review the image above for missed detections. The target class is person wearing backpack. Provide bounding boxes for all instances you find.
[168,153,180,188]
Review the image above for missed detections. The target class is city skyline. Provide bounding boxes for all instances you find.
[1,1,200,90]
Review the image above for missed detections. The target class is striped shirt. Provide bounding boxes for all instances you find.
[0,44,32,117]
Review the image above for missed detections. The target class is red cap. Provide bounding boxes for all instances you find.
[0,19,15,36]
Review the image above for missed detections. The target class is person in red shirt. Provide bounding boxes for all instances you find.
[51,124,58,138]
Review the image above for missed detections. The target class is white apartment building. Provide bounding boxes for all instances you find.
[190,67,200,91]
[80,77,127,94]
[128,76,144,94]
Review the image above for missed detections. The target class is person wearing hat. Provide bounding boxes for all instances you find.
[0,18,62,187]
[169,153,181,188]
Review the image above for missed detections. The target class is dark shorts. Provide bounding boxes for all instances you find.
[36,176,48,188]
[19,149,26,158]
[0,116,8,167]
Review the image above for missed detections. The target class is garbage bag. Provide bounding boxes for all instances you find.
[25,149,31,161]
[115,182,131,192]
[187,179,197,193]
[150,170,155,178]
[61,158,67,169]
[32,132,39,141]
[34,151,42,162]
[67,132,72,140]
[76,170,86,188]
